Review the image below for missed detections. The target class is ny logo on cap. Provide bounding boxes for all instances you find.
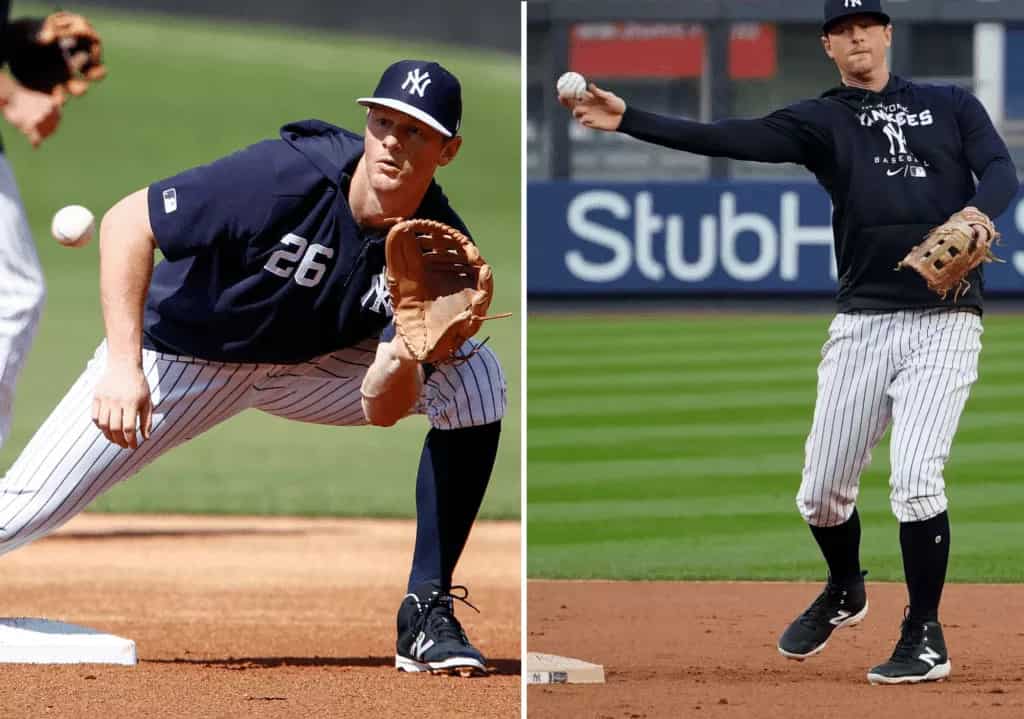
[845,0,863,7]
[402,68,432,98]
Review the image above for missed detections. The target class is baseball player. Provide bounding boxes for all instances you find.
[0,59,506,677]
[0,4,104,448]
[562,0,1018,684]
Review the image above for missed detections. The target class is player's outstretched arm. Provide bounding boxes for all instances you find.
[558,76,816,165]
[93,188,157,449]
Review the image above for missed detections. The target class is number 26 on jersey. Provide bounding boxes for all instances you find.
[263,233,334,288]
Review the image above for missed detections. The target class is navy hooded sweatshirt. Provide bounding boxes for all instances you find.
[144,119,470,363]
[618,74,1019,311]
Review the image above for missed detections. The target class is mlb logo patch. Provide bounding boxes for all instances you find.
[163,188,178,214]
[910,166,927,178]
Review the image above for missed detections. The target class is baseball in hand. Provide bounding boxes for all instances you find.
[51,204,95,248]
[556,71,588,102]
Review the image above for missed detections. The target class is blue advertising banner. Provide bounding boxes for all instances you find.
[527,181,1024,295]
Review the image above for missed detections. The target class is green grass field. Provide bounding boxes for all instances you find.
[1,4,520,518]
[528,312,1024,582]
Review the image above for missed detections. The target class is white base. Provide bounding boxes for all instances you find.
[527,652,605,684]
[0,617,137,665]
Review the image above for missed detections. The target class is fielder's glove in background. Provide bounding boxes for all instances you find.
[386,219,509,364]
[897,207,1001,301]
[5,12,106,99]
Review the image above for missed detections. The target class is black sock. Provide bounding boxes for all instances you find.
[407,422,501,592]
[899,511,950,623]
[809,508,862,585]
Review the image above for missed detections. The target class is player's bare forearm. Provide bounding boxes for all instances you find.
[99,188,157,368]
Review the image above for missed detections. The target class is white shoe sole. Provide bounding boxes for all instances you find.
[395,654,487,676]
[867,660,951,685]
[778,600,869,661]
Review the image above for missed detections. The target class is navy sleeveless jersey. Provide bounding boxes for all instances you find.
[143,119,470,363]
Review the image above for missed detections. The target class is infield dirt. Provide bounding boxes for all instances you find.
[0,514,520,718]
[529,579,1024,718]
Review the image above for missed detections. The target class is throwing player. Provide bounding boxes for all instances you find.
[561,0,1018,684]
[0,59,506,677]
[0,4,104,447]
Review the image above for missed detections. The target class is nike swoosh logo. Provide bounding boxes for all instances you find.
[887,168,906,176]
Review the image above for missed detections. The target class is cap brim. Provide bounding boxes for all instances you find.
[357,97,454,137]
[823,11,890,34]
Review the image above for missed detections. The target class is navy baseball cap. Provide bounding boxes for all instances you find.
[358,60,462,138]
[822,0,890,34]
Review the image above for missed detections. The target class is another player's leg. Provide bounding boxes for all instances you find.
[0,157,46,448]
[779,313,893,660]
[866,310,979,685]
[0,344,258,555]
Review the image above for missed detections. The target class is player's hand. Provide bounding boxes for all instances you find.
[92,360,153,449]
[567,83,626,132]
[961,206,994,244]
[1,84,62,147]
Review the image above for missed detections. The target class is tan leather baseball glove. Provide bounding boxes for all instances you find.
[896,207,1002,301]
[386,219,509,364]
[6,12,107,100]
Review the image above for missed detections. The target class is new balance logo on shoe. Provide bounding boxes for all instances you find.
[410,631,435,659]
[918,646,941,667]
[829,610,852,626]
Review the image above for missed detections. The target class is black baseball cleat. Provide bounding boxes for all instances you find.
[867,612,951,685]
[778,571,868,660]
[395,582,487,677]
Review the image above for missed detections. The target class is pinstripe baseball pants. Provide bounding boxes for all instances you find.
[0,336,505,555]
[797,309,981,526]
[0,155,46,449]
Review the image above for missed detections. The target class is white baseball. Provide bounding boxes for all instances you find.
[556,71,588,102]
[51,205,95,248]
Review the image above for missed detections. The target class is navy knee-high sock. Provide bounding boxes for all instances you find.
[408,421,501,593]
[809,507,863,585]
[900,511,950,623]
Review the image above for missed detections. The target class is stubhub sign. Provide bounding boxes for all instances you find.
[528,181,1024,294]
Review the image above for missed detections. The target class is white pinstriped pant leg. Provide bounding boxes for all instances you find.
[0,155,46,448]
[254,337,507,429]
[0,344,262,556]
[797,313,895,527]
[249,341,378,427]
[418,339,506,429]
[887,310,981,522]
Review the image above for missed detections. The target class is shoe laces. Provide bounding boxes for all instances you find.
[797,581,848,628]
[412,585,480,645]
[889,607,926,663]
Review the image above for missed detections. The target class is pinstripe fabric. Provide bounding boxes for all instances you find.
[417,339,506,429]
[252,337,506,428]
[0,335,506,556]
[797,310,981,526]
[0,156,45,448]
